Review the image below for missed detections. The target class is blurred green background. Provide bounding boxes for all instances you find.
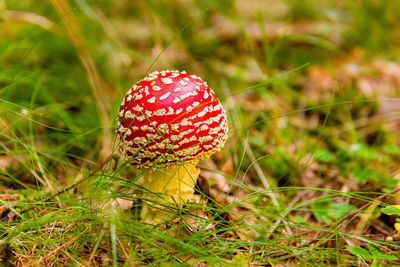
[1,0,400,265]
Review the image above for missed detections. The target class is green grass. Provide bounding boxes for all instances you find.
[1,0,400,265]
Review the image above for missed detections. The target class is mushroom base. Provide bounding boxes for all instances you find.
[141,162,200,223]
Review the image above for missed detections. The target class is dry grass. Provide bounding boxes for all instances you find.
[1,0,400,265]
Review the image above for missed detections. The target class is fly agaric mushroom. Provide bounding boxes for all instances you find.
[117,70,228,220]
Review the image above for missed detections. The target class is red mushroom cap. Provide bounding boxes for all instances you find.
[117,70,228,168]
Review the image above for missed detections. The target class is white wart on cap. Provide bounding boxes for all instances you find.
[117,70,228,168]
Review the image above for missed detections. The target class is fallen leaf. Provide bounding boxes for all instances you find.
[0,155,22,170]
[229,253,251,267]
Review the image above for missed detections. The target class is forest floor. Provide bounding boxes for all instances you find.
[1,0,400,266]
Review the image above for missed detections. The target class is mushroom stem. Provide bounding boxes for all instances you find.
[141,161,200,222]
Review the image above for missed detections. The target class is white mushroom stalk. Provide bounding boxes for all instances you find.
[117,70,228,221]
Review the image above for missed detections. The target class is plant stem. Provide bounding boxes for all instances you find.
[141,161,200,222]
